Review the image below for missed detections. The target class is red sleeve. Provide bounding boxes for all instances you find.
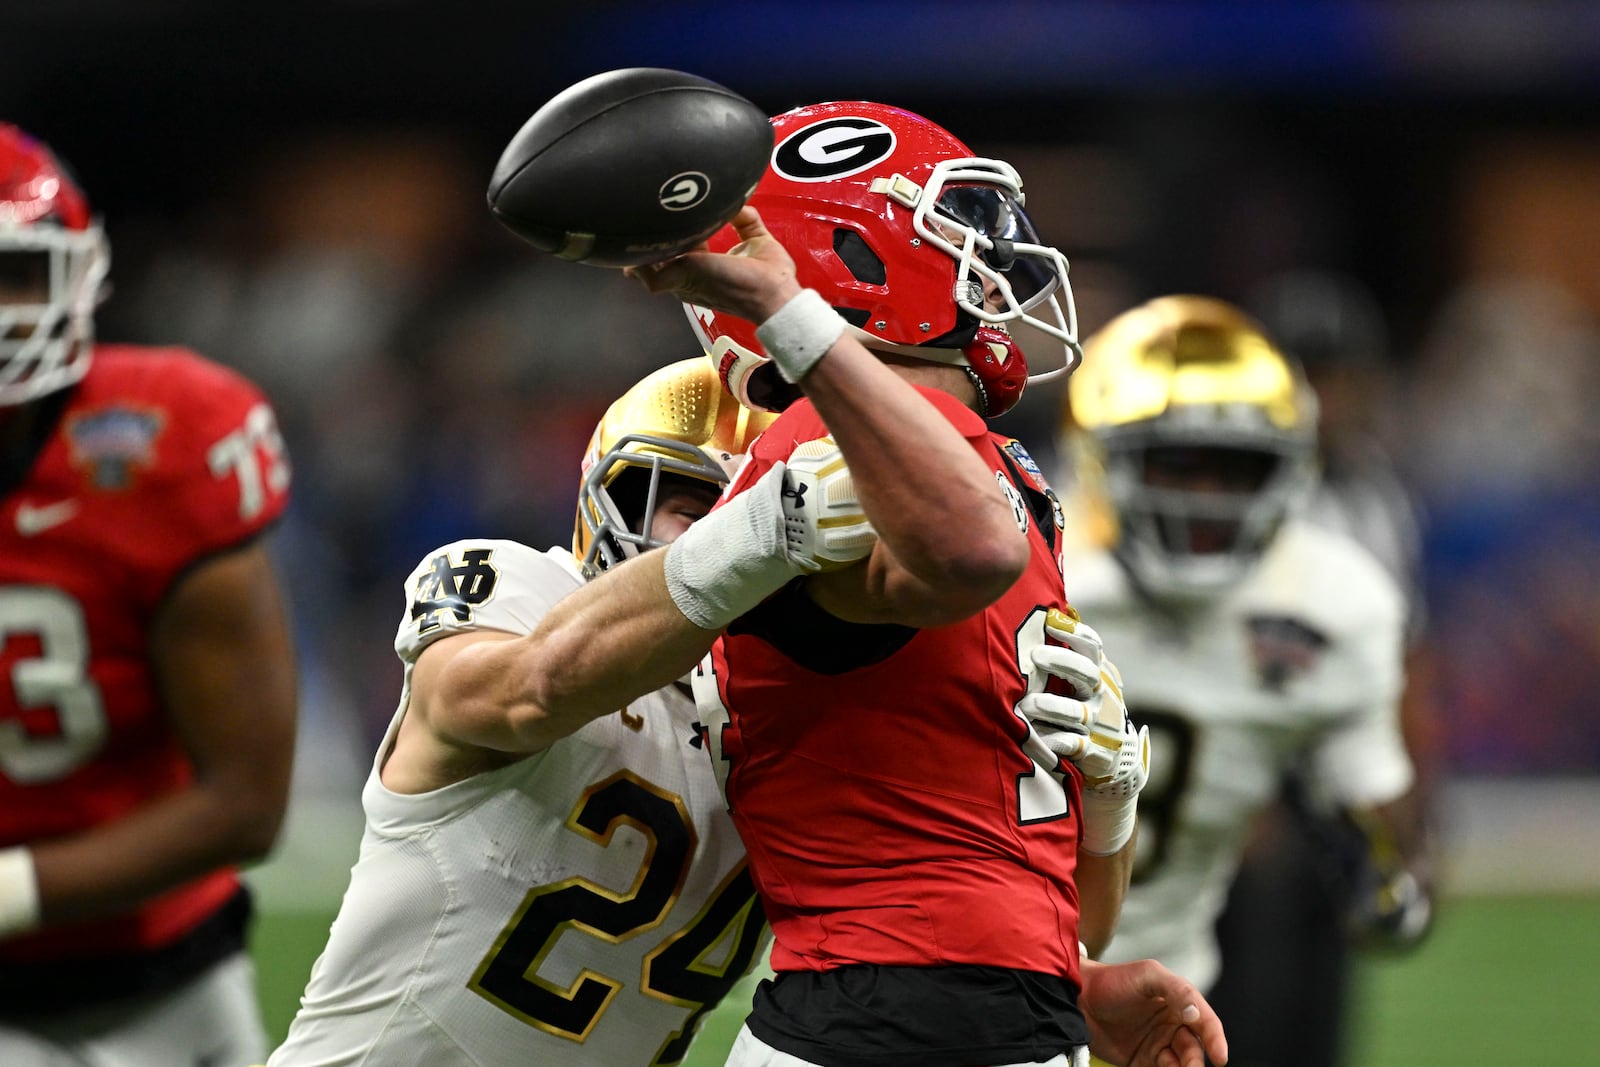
[155,353,292,555]
[79,347,293,608]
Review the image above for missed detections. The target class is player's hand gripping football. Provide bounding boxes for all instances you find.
[624,206,804,325]
[1018,607,1149,795]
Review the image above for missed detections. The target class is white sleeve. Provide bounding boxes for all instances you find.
[1308,585,1413,808]
[1281,524,1415,810]
[1308,700,1415,810]
[392,541,584,666]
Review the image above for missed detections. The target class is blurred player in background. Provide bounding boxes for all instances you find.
[267,359,852,1065]
[633,101,1223,1067]
[1051,295,1431,1067]
[0,123,297,1066]
[1195,271,1439,1067]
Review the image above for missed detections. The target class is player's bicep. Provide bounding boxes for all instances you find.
[803,543,979,627]
[408,628,522,744]
[150,539,297,847]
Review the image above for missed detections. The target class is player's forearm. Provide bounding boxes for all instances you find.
[747,280,1026,609]
[1076,836,1135,958]
[23,783,281,929]
[810,538,1012,627]
[451,551,715,750]
[801,337,1026,598]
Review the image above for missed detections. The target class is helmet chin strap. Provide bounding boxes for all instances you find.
[962,366,992,417]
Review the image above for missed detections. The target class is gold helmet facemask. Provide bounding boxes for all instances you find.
[1065,295,1320,602]
[574,358,776,579]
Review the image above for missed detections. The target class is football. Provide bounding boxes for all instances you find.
[487,67,773,268]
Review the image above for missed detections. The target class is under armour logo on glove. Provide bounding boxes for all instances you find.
[781,437,877,571]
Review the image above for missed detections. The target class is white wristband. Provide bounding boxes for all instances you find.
[0,846,41,938]
[754,289,847,383]
[662,464,808,631]
[1079,789,1138,857]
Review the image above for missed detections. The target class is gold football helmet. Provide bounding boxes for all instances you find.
[1063,295,1319,600]
[574,358,776,578]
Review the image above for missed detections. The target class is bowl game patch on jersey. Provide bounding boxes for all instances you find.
[1245,613,1330,692]
[64,405,165,489]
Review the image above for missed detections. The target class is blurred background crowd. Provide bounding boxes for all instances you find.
[8,1,1598,845]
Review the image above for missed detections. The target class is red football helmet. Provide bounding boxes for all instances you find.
[0,123,108,406]
[685,101,1080,417]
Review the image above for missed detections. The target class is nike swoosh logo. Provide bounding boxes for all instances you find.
[15,499,80,537]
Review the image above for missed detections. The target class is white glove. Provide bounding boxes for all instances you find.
[1017,608,1150,855]
[1076,716,1150,856]
[782,436,877,570]
[664,439,875,630]
[1017,608,1128,783]
[1349,866,1433,951]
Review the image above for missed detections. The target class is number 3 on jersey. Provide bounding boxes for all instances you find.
[0,588,106,783]
[206,401,290,520]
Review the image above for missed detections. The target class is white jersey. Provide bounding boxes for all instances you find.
[268,540,767,1067]
[1070,519,1414,991]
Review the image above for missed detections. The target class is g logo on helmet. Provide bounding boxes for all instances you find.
[659,171,711,212]
[772,117,896,182]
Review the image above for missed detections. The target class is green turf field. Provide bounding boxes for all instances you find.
[255,894,1600,1064]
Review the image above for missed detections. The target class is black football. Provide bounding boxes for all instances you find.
[487,68,773,268]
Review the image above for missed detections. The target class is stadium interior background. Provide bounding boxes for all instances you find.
[8,1,1599,1058]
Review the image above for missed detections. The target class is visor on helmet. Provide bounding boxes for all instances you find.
[935,184,1059,312]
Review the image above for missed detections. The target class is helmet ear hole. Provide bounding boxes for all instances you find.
[832,228,886,285]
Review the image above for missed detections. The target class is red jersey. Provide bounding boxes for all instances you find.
[0,345,290,961]
[697,387,1084,984]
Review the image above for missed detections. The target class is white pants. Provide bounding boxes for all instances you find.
[725,1023,1089,1067]
[0,951,267,1067]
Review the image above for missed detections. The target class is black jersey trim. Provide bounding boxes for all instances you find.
[729,579,917,675]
